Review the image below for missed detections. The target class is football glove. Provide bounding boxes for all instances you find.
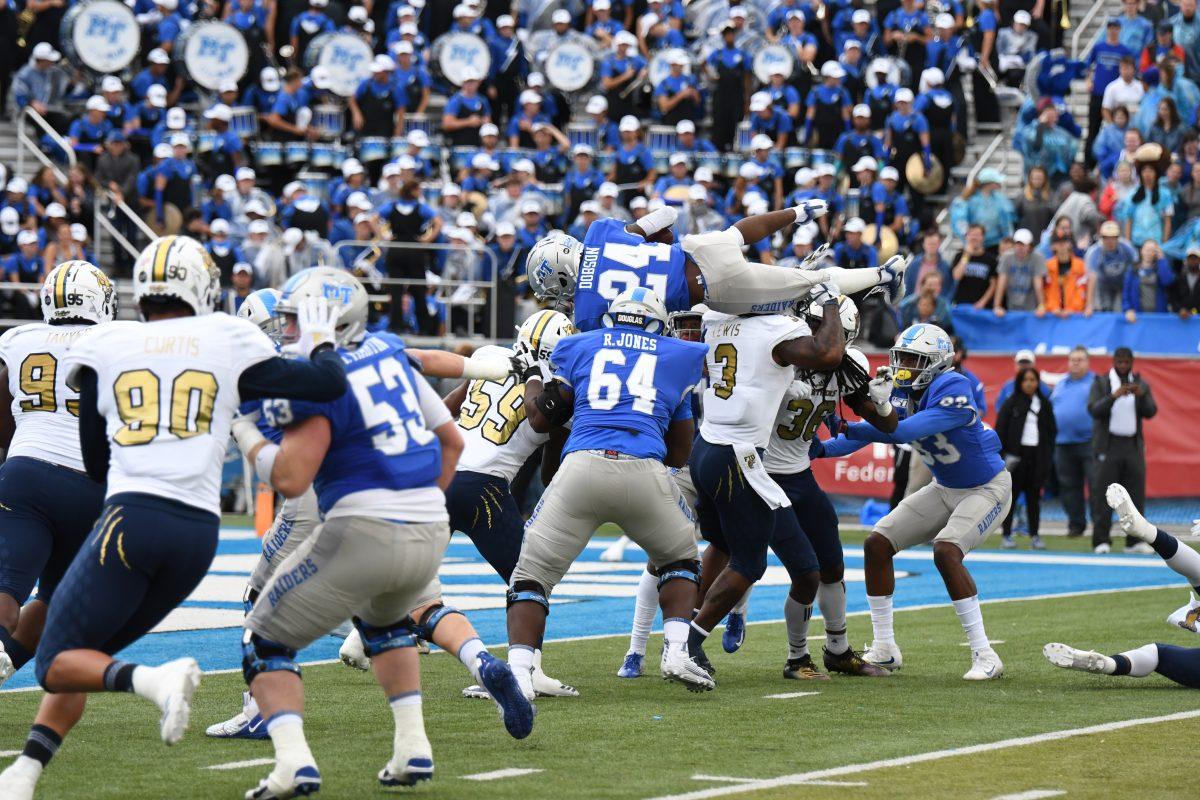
[783,378,813,403]
[879,254,912,287]
[795,199,829,224]
[868,366,894,414]
[809,280,841,308]
[798,242,832,271]
[284,296,340,358]
[230,408,266,456]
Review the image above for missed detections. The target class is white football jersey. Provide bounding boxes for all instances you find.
[0,322,92,472]
[455,345,548,483]
[698,311,810,449]
[64,313,276,516]
[764,372,848,475]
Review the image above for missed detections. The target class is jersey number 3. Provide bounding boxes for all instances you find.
[112,369,219,446]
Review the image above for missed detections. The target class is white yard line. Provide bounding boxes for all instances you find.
[692,777,866,788]
[204,758,275,771]
[762,692,820,700]
[644,709,1200,800]
[460,768,544,781]
[988,791,1066,800]
[0,750,21,757]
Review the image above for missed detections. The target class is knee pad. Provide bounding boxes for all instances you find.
[414,603,463,642]
[655,559,700,591]
[353,616,418,657]
[506,580,550,614]
[241,631,301,685]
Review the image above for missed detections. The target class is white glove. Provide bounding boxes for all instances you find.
[784,378,813,403]
[808,280,840,307]
[879,254,911,286]
[284,296,340,358]
[799,241,832,271]
[794,199,829,225]
[230,409,267,456]
[868,366,894,415]
[461,347,513,381]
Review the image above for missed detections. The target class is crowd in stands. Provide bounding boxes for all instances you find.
[0,0,1195,341]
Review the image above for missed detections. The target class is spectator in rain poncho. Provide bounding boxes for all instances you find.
[1134,61,1200,138]
[1035,48,1089,98]
[1116,162,1176,247]
[1093,105,1132,180]
[950,168,1017,249]
[1014,102,1080,185]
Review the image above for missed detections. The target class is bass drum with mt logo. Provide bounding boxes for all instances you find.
[60,0,140,73]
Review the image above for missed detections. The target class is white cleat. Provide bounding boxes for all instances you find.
[1127,541,1155,555]
[599,535,630,562]
[246,764,322,799]
[963,647,1004,680]
[150,657,202,745]
[1043,642,1113,674]
[660,643,715,692]
[0,756,41,800]
[0,641,14,689]
[1094,543,1111,554]
[1106,483,1154,541]
[512,662,536,702]
[338,628,370,671]
[862,641,903,671]
[531,650,579,697]
[1167,594,1200,634]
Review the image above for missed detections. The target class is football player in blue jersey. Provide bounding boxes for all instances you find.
[510,287,715,693]
[525,202,909,331]
[816,323,1011,681]
[1043,484,1200,689]
[229,268,534,798]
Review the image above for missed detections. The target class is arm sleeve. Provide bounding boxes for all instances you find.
[76,367,110,484]
[415,370,452,428]
[238,349,348,402]
[821,434,870,457]
[845,405,973,444]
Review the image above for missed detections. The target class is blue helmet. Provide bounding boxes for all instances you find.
[890,323,953,392]
[237,287,283,344]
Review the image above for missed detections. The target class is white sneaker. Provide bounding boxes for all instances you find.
[0,756,41,800]
[338,628,370,671]
[246,763,321,799]
[0,640,14,689]
[660,642,715,692]
[1127,541,1155,555]
[148,657,202,745]
[1106,483,1155,541]
[963,647,1004,680]
[1167,594,1200,634]
[530,650,579,697]
[599,535,630,562]
[1094,543,1111,554]
[862,641,903,671]
[512,662,536,702]
[379,737,434,787]
[1043,642,1113,674]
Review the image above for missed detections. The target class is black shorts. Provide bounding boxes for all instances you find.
[771,468,843,574]
[446,470,524,584]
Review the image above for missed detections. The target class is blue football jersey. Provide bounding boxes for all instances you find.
[904,372,1004,488]
[261,332,442,514]
[575,218,692,332]
[550,326,707,460]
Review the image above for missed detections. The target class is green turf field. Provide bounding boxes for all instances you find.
[3,582,1197,800]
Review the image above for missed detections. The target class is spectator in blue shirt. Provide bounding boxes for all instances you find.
[242,67,281,115]
[69,96,115,165]
[1170,0,1200,82]
[392,43,432,113]
[586,0,624,45]
[1050,346,1096,537]
[1122,240,1176,319]
[653,54,700,125]
[1087,19,1135,168]
[130,48,176,103]
[290,0,336,63]
[1085,219,1140,311]
[641,12,685,51]
[1118,0,1155,54]
[154,0,186,54]
[201,174,236,224]
[749,91,794,151]
[804,61,852,149]
[652,153,694,206]
[441,71,492,148]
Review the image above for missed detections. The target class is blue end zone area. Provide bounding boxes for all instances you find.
[0,529,1183,691]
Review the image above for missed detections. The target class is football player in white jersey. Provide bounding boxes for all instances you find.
[0,261,115,688]
[763,296,893,679]
[0,236,349,800]
[684,281,852,676]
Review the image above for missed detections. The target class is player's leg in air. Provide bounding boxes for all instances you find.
[1044,642,1200,688]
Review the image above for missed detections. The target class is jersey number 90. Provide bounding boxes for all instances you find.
[112,369,219,446]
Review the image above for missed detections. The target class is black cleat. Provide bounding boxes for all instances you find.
[692,645,716,677]
[783,654,831,681]
[822,646,892,677]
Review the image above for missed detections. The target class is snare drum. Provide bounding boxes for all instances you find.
[696,152,723,175]
[252,141,282,166]
[541,184,564,216]
[229,106,258,138]
[314,104,344,139]
[784,148,807,169]
[310,142,334,168]
[810,149,835,168]
[451,146,474,171]
[596,152,615,173]
[329,142,347,170]
[197,130,217,153]
[403,114,435,139]
[358,137,389,162]
[285,141,309,164]
[648,126,677,154]
[653,151,669,173]
[297,171,329,201]
[737,123,752,152]
[567,123,597,150]
[722,153,741,179]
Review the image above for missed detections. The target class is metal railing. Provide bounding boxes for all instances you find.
[16,106,72,184]
[1072,0,1111,59]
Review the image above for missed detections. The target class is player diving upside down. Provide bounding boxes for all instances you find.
[1044,484,1200,689]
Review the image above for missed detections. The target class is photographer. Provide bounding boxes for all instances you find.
[1088,347,1158,553]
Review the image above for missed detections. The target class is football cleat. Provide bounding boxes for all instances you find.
[1094,543,1111,554]
[0,756,40,800]
[1127,541,1155,555]
[338,629,370,671]
[149,657,202,745]
[1166,594,1200,634]
[617,652,645,678]
[0,642,14,689]
[1106,483,1156,541]
[1030,535,1046,550]
[599,535,630,562]
[690,643,716,676]
[531,663,580,697]
[1043,642,1113,674]
[862,641,903,670]
[722,611,746,653]
[783,654,831,681]
[206,693,268,739]
[1001,535,1016,549]
[660,643,715,692]
[822,646,892,677]
[379,757,433,787]
[246,765,322,799]
[478,652,536,739]
[963,647,1004,680]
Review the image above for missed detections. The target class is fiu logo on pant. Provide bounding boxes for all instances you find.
[743,453,757,471]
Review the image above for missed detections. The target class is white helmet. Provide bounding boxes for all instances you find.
[667,309,703,341]
[602,286,668,334]
[237,287,283,343]
[40,260,116,325]
[277,267,369,348]
[133,235,220,316]
[804,294,860,345]
[515,308,575,361]
[890,323,953,392]
[526,231,582,304]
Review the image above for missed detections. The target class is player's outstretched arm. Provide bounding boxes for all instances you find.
[75,368,111,484]
[409,347,513,381]
[238,348,348,403]
[845,404,972,445]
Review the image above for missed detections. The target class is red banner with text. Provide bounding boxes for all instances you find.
[812,353,1200,499]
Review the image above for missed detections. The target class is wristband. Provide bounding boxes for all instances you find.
[254,443,279,485]
[874,400,894,417]
[637,206,678,237]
